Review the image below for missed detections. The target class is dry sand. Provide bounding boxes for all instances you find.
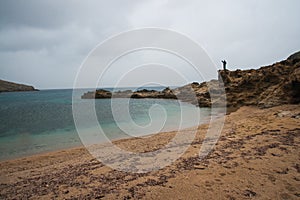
[0,105,300,199]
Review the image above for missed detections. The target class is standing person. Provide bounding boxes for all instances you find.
[221,60,227,71]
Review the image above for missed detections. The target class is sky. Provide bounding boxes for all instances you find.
[0,0,300,89]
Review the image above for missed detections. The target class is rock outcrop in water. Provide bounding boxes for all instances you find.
[0,79,38,93]
[82,87,177,100]
[82,51,300,109]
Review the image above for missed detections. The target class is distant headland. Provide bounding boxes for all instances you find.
[0,79,38,93]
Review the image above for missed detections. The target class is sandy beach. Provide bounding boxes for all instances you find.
[1,1,299,199]
[1,104,299,199]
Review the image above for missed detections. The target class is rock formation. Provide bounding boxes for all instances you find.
[82,51,300,109]
[82,87,177,100]
[217,52,300,108]
[287,50,300,60]
[0,79,38,93]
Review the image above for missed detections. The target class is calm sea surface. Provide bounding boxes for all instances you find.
[0,88,212,160]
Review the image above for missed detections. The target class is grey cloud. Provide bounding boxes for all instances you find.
[0,0,140,88]
[0,0,299,89]
[0,1,75,29]
[0,0,136,30]
[129,0,300,68]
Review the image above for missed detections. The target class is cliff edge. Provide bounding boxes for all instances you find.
[217,51,300,108]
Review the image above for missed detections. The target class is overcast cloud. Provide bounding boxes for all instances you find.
[0,0,299,89]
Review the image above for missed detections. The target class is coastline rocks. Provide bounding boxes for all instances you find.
[218,56,300,108]
[173,80,225,107]
[82,89,112,99]
[82,87,177,100]
[81,51,300,109]
[0,79,38,93]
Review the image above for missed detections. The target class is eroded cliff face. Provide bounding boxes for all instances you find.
[0,80,38,92]
[82,51,300,109]
[154,52,300,108]
[217,55,300,108]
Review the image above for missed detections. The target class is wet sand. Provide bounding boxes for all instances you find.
[1,105,300,199]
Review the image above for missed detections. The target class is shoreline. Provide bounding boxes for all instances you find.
[0,123,202,163]
[1,104,299,199]
[0,104,224,163]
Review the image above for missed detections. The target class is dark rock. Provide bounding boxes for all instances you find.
[63,190,69,194]
[294,164,300,173]
[95,194,105,199]
[193,165,206,170]
[244,189,256,197]
[287,51,300,61]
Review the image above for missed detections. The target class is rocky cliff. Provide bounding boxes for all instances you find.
[172,51,300,108]
[217,52,300,108]
[0,79,38,92]
[82,51,300,109]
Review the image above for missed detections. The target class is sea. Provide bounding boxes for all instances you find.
[0,87,213,161]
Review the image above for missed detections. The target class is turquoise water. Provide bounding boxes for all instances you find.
[0,88,209,160]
